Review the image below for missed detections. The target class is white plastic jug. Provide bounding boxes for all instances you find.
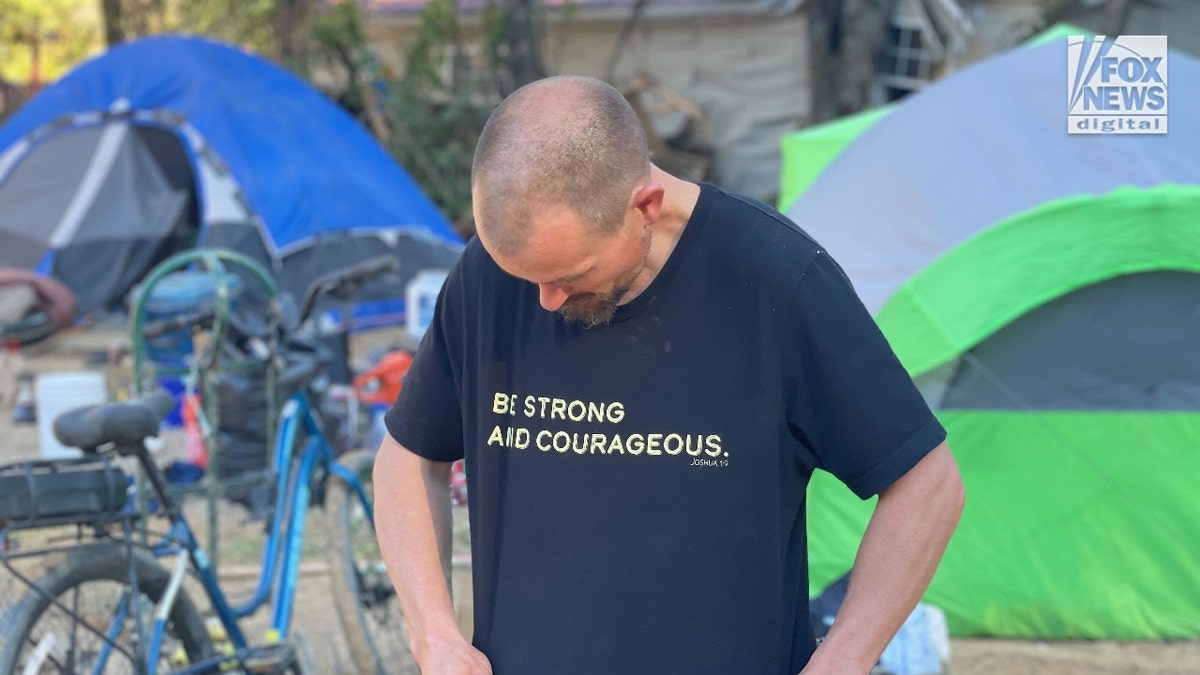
[406,269,449,342]
[36,371,108,459]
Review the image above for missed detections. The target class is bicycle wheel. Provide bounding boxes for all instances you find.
[0,543,213,674]
[325,450,419,675]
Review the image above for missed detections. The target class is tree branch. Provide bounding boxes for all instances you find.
[604,0,652,83]
[99,0,124,46]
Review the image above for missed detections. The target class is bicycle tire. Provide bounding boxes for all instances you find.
[0,542,213,674]
[325,450,419,675]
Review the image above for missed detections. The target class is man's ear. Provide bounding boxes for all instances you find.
[631,182,666,224]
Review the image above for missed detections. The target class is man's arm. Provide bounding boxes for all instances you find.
[374,433,492,674]
[802,441,965,674]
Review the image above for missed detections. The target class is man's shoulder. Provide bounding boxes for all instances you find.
[712,186,822,245]
[701,185,826,282]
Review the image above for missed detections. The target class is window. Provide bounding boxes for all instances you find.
[879,0,945,101]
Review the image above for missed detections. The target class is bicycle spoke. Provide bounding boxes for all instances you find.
[3,550,210,667]
[327,451,419,674]
[93,591,133,673]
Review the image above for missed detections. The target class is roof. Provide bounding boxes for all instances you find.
[363,0,801,19]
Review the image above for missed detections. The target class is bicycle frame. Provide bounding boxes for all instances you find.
[5,247,402,673]
[130,387,372,673]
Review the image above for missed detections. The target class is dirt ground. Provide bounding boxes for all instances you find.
[0,324,1196,674]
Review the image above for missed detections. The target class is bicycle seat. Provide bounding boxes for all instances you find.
[53,392,176,451]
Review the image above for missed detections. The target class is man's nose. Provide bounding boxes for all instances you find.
[538,284,570,312]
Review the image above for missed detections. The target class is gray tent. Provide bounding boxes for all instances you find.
[0,121,195,314]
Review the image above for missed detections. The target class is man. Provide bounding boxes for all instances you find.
[375,75,965,675]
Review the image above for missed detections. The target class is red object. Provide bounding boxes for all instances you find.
[353,350,414,406]
[182,393,207,470]
[450,460,468,507]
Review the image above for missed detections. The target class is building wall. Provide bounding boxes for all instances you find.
[366,8,811,202]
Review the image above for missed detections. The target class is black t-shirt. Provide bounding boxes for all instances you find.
[385,183,946,674]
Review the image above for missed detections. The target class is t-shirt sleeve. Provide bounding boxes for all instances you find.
[785,250,946,499]
[383,264,466,463]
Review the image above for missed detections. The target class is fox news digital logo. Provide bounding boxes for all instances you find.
[1068,35,1167,134]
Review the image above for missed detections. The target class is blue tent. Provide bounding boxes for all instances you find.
[0,35,463,325]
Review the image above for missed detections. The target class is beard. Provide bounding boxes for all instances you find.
[558,283,629,328]
[558,224,652,328]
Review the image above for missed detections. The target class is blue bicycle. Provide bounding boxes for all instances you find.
[0,257,416,674]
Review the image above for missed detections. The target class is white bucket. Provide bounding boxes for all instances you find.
[36,371,108,459]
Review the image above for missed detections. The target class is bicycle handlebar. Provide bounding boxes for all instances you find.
[140,256,399,343]
[296,255,400,327]
[141,307,217,339]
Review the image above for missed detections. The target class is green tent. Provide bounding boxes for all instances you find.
[777,105,893,214]
[783,29,1200,640]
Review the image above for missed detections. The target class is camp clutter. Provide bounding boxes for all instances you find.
[0,35,462,329]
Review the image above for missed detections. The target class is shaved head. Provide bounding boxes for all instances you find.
[471,76,651,255]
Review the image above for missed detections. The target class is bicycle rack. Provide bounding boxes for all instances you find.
[128,248,282,575]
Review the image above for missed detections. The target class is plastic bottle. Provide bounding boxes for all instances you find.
[12,373,35,424]
[405,270,449,342]
[364,405,388,454]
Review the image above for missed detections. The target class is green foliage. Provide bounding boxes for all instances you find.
[544,0,578,74]
[382,76,493,231]
[89,0,277,54]
[306,0,494,230]
[388,0,498,230]
[0,0,101,85]
[309,1,372,112]
[311,1,367,60]
[404,0,462,87]
[174,0,276,53]
[481,5,507,75]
